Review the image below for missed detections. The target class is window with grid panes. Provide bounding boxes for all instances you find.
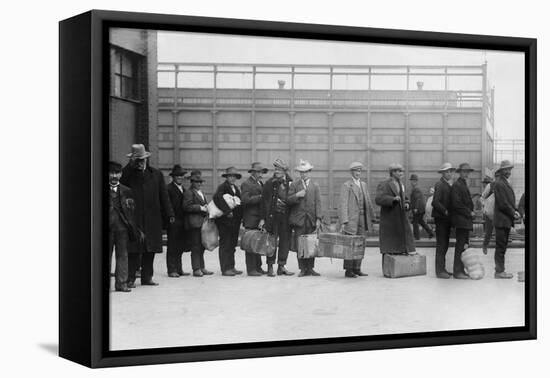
[112,47,140,101]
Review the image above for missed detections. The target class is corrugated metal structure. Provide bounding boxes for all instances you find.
[156,63,495,217]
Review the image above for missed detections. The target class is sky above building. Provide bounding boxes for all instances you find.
[156,30,525,140]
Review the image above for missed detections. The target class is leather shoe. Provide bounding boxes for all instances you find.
[453,272,470,279]
[141,280,159,286]
[178,271,191,276]
[127,281,136,288]
[298,270,309,277]
[345,270,357,278]
[436,272,452,279]
[309,269,321,276]
[232,268,243,275]
[115,286,131,292]
[257,268,268,275]
[267,265,276,277]
[247,270,262,277]
[482,246,488,255]
[494,271,514,279]
[193,269,203,277]
[354,270,368,277]
[222,270,236,276]
[277,266,294,276]
[201,269,214,275]
[168,272,180,278]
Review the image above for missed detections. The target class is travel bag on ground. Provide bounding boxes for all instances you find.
[382,253,427,278]
[316,233,365,260]
[240,229,276,257]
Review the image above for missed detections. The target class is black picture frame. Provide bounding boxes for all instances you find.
[59,9,537,368]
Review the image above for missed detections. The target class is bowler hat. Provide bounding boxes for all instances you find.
[169,164,187,177]
[295,159,314,172]
[248,162,268,174]
[273,158,289,171]
[389,163,404,172]
[108,161,122,173]
[189,170,204,182]
[222,167,242,179]
[495,160,514,173]
[437,162,456,173]
[409,174,419,181]
[349,161,364,171]
[126,144,151,159]
[456,163,474,172]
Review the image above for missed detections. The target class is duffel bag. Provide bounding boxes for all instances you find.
[240,229,276,257]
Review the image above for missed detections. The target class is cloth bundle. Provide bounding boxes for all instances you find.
[207,194,241,219]
[201,219,219,251]
[461,247,485,280]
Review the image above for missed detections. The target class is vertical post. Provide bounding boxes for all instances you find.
[289,111,296,167]
[367,67,372,190]
[252,66,257,161]
[212,110,218,192]
[404,112,410,182]
[481,63,488,182]
[291,66,295,109]
[442,112,448,163]
[172,110,179,166]
[327,111,335,211]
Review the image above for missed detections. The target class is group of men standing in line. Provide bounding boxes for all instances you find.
[108,143,524,292]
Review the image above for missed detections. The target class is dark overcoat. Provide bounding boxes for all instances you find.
[182,188,208,230]
[375,178,415,254]
[112,184,142,242]
[287,179,323,228]
[121,165,174,253]
[450,177,474,230]
[213,180,243,228]
[410,187,427,213]
[260,176,291,233]
[241,176,263,229]
[167,182,190,252]
[432,178,453,221]
[493,176,517,229]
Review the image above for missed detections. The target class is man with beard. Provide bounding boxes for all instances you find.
[260,158,294,277]
[450,163,475,279]
[241,162,269,276]
[432,162,456,278]
[166,164,190,277]
[121,144,174,287]
[493,160,520,279]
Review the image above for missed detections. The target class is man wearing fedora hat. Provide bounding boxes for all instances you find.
[183,170,213,277]
[166,165,191,278]
[432,162,456,278]
[241,162,269,276]
[493,160,520,279]
[121,144,175,287]
[260,158,294,277]
[375,163,416,266]
[340,161,376,278]
[450,163,475,279]
[213,167,244,276]
[409,174,434,240]
[288,159,323,277]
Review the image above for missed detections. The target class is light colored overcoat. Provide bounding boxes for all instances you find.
[338,179,375,235]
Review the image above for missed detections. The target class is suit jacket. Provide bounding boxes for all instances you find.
[120,164,174,253]
[287,179,323,228]
[410,187,427,213]
[339,179,375,235]
[213,180,242,227]
[167,182,186,222]
[493,176,517,229]
[432,178,452,221]
[241,176,263,229]
[167,182,188,251]
[110,184,142,242]
[182,188,208,230]
[450,177,474,230]
[375,178,415,253]
[260,176,291,232]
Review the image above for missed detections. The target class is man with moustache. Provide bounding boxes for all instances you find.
[493,160,520,279]
[450,163,475,279]
[241,162,269,276]
[432,163,456,279]
[121,144,174,287]
[166,164,190,277]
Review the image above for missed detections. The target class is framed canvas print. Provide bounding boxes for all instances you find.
[59,10,536,368]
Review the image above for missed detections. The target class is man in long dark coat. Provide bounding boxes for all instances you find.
[432,162,455,278]
[288,159,323,277]
[121,144,174,287]
[260,158,294,277]
[480,174,496,255]
[409,174,434,240]
[166,164,190,277]
[213,167,243,276]
[241,162,268,276]
[450,162,475,279]
[493,160,520,279]
[375,163,416,263]
[339,161,375,278]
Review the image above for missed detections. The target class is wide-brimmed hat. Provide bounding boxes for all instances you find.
[437,162,456,173]
[456,163,474,173]
[349,161,364,171]
[169,164,187,177]
[389,163,404,172]
[222,166,242,179]
[273,158,289,171]
[409,174,419,181]
[248,162,268,174]
[295,159,314,172]
[189,170,204,182]
[126,144,151,159]
[108,161,122,173]
[495,160,514,173]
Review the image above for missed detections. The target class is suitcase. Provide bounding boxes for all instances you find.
[382,253,427,278]
[297,234,318,259]
[316,233,365,260]
[240,229,276,257]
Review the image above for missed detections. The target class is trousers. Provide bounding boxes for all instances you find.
[495,227,511,273]
[109,228,129,289]
[293,217,316,271]
[128,252,155,283]
[217,221,240,273]
[266,213,290,265]
[343,212,365,271]
[188,228,206,271]
[483,214,494,248]
[453,228,470,275]
[434,218,452,274]
[412,212,433,240]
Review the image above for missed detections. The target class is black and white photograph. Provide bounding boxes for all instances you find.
[108,26,527,351]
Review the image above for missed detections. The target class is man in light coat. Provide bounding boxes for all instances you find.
[288,160,323,277]
[339,161,376,278]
